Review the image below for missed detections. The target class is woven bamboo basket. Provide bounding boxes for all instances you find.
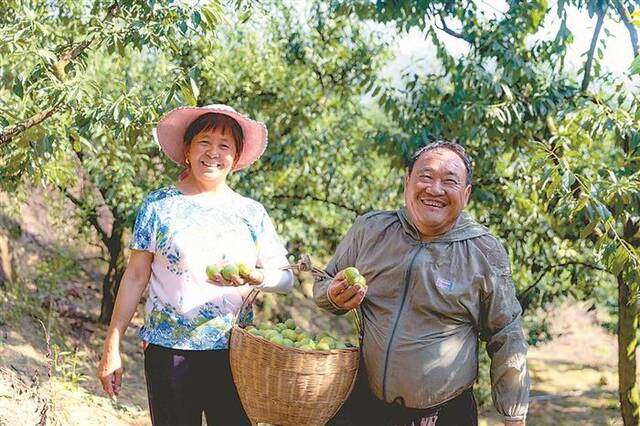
[229,261,361,426]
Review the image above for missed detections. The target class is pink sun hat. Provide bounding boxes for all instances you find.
[153,104,268,171]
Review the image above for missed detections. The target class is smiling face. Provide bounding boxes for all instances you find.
[404,148,472,240]
[184,127,238,185]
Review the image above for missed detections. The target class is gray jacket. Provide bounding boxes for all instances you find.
[314,208,529,420]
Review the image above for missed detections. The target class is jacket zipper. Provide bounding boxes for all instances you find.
[381,243,425,401]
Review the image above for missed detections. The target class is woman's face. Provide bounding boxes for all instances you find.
[185,127,238,184]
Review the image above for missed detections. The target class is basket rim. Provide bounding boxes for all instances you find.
[231,324,360,355]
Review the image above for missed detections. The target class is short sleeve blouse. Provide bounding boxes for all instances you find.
[130,186,288,350]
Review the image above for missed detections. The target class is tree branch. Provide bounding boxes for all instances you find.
[60,187,110,247]
[435,15,470,42]
[581,5,607,92]
[613,0,639,57]
[0,104,62,146]
[0,3,119,147]
[518,261,608,300]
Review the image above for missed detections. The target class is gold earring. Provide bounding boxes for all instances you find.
[185,158,190,166]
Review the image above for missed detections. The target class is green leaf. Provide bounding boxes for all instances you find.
[609,245,629,276]
[580,219,600,240]
[163,87,176,107]
[201,7,219,29]
[189,69,200,101]
[561,170,575,192]
[42,135,53,154]
[178,20,188,34]
[191,10,202,28]
[545,174,560,199]
[180,83,197,106]
[603,242,617,257]
[574,197,589,213]
[500,83,513,101]
[12,77,23,98]
[116,40,126,57]
[631,55,640,75]
[595,203,611,220]
[239,9,252,23]
[36,49,58,63]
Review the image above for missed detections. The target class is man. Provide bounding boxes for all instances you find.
[314,141,529,426]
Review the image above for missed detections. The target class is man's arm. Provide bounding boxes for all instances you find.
[479,239,530,425]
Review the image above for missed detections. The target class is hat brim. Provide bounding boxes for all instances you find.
[154,105,267,171]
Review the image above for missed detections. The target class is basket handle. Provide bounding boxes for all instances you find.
[232,255,363,336]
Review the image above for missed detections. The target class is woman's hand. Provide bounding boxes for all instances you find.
[208,269,264,287]
[97,341,123,399]
[96,250,152,400]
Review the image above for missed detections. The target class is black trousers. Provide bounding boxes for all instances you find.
[144,344,250,426]
[329,371,478,426]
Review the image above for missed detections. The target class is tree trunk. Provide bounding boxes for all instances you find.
[618,273,640,426]
[0,232,15,284]
[98,225,126,324]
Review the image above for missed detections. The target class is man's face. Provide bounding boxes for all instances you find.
[404,148,471,239]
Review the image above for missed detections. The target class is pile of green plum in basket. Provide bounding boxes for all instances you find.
[244,319,356,351]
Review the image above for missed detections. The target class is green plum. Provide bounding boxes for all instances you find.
[238,262,253,278]
[221,264,239,280]
[284,318,296,330]
[316,342,331,351]
[281,329,297,341]
[353,275,367,288]
[206,264,221,280]
[343,267,360,284]
[269,335,284,345]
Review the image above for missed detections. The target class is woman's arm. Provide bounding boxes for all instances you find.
[97,250,153,398]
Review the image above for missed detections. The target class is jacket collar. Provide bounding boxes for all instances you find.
[397,207,489,243]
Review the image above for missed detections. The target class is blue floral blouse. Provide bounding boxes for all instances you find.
[130,186,289,350]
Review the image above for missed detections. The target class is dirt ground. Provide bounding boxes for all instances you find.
[0,295,625,426]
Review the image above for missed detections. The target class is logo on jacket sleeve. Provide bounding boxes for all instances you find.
[435,277,455,292]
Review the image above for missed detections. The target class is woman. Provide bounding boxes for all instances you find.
[97,104,293,425]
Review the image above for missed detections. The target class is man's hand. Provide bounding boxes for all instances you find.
[504,419,525,426]
[327,270,367,310]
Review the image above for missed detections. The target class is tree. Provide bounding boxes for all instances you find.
[0,0,242,323]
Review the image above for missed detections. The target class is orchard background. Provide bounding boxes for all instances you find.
[0,0,638,425]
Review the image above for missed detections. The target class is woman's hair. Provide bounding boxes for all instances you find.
[183,112,244,160]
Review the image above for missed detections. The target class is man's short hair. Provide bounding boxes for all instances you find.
[407,141,473,185]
